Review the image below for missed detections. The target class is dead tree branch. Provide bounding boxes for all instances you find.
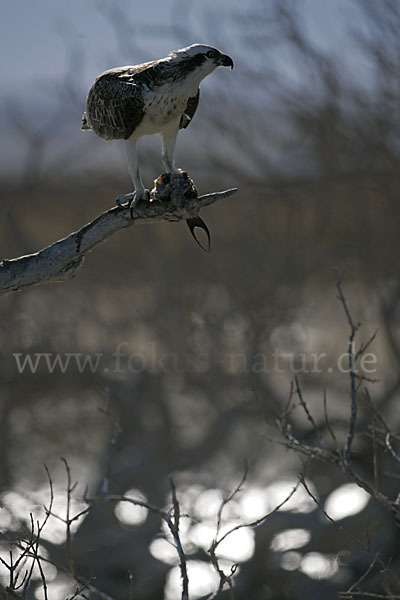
[0,184,237,295]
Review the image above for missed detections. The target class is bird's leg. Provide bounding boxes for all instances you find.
[162,125,188,206]
[116,138,150,208]
[161,127,179,174]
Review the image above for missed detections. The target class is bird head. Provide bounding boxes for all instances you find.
[168,44,234,78]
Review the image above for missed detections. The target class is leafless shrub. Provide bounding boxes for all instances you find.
[269,272,400,598]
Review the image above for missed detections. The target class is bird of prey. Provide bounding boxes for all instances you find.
[81,44,234,214]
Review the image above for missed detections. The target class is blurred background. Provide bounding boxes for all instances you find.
[1,0,400,598]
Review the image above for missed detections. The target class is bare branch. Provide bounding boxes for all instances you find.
[84,494,165,519]
[167,479,189,600]
[0,185,238,295]
[323,388,340,450]
[213,478,300,549]
[207,469,300,600]
[128,570,134,600]
[295,376,327,448]
[300,475,400,594]
[216,461,249,539]
[372,412,379,490]
[86,482,190,600]
[335,271,359,465]
[61,458,76,578]
[344,556,379,597]
[355,328,379,361]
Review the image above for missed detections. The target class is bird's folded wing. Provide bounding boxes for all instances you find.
[85,67,147,140]
[179,89,200,129]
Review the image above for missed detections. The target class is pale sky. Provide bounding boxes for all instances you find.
[0,0,368,175]
[1,0,362,91]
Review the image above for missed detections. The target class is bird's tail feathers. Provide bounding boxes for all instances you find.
[81,112,91,131]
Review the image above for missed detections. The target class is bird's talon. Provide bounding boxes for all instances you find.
[141,190,151,202]
[115,190,150,213]
[133,190,150,206]
[114,190,150,219]
[115,193,136,208]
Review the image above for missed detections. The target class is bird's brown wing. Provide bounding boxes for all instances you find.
[84,65,153,141]
[179,89,200,129]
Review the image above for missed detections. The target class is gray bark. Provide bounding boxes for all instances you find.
[0,187,237,295]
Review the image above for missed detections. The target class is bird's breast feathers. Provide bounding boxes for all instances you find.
[137,81,197,134]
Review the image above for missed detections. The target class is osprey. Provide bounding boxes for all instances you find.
[81,44,234,211]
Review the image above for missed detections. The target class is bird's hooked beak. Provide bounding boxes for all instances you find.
[219,54,234,70]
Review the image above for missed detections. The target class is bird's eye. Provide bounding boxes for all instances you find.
[206,50,217,59]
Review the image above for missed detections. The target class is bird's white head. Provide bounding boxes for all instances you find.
[167,44,234,80]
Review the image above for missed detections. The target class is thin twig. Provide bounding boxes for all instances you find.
[85,494,165,518]
[323,388,340,450]
[300,475,400,591]
[335,272,359,465]
[372,412,379,490]
[345,556,379,595]
[167,479,189,600]
[61,458,76,578]
[128,570,134,600]
[355,328,379,361]
[295,376,327,448]
[67,553,96,600]
[216,461,249,539]
[207,474,300,600]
